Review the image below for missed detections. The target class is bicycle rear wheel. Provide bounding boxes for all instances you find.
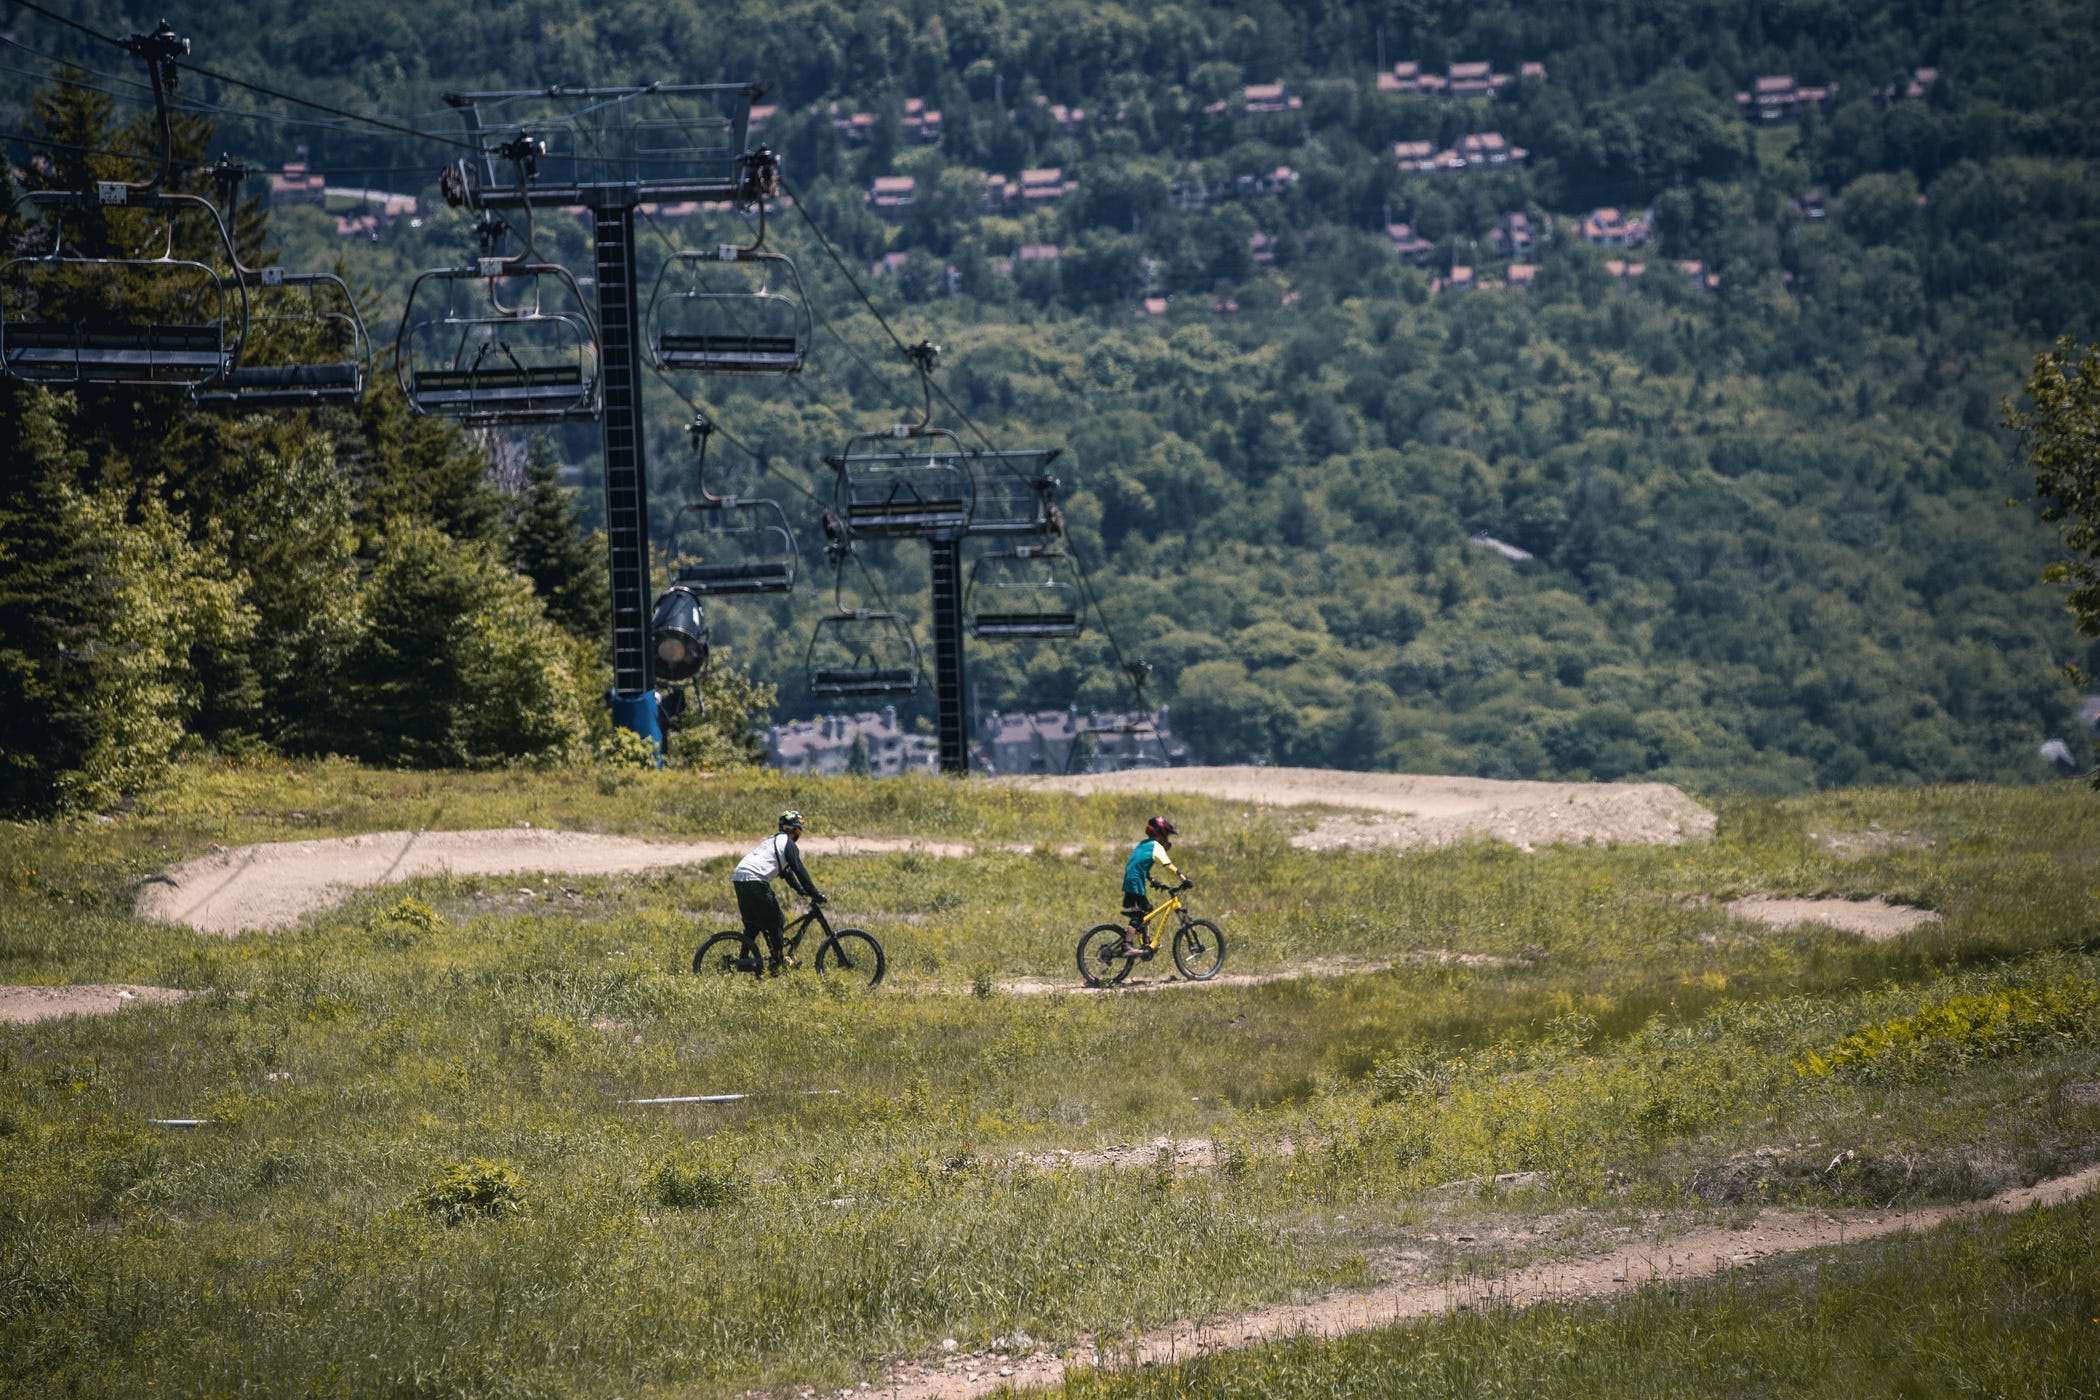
[694,931,761,977]
[1172,918,1226,981]
[1077,924,1136,988]
[815,928,886,990]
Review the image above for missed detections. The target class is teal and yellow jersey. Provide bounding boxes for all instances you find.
[1122,837,1182,896]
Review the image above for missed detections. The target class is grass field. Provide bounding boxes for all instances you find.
[2,759,2096,1396]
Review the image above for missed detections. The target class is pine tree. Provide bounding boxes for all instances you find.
[507,438,609,643]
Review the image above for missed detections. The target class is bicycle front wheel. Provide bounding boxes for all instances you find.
[1172,919,1227,981]
[815,928,886,990]
[694,931,760,977]
[1077,924,1136,988]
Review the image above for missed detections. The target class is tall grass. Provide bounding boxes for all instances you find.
[0,763,2095,1395]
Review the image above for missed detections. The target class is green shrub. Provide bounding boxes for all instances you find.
[646,1154,745,1211]
[411,1157,528,1225]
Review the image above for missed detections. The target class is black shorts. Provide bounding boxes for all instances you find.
[734,879,784,943]
[1122,890,1151,921]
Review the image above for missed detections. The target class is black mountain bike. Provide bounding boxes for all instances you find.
[1077,884,1225,987]
[693,899,886,990]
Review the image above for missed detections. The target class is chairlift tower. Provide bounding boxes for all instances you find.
[824,343,1062,773]
[436,82,765,749]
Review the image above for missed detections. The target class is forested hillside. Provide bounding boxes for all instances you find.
[3,0,2097,804]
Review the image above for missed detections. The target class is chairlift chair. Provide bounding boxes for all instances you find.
[964,449,1065,537]
[195,265,372,409]
[663,413,800,595]
[825,426,974,539]
[806,607,920,699]
[0,191,243,389]
[396,256,601,425]
[648,246,811,375]
[967,544,1084,640]
[669,495,800,595]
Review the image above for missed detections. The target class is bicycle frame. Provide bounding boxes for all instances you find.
[1132,890,1187,951]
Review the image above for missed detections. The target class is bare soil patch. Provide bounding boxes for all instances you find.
[872,1163,2100,1399]
[1725,897,1942,942]
[1018,767,1715,853]
[135,829,979,936]
[0,984,193,1024]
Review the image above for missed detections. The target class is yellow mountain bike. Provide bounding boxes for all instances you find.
[1076,883,1225,987]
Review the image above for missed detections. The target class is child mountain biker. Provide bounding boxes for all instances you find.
[732,810,826,972]
[1121,815,1191,955]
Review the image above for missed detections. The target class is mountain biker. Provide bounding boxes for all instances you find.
[732,810,825,972]
[1121,815,1190,955]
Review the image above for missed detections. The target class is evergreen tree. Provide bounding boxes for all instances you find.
[507,438,609,644]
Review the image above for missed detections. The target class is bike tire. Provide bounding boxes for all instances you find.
[1077,923,1137,988]
[1172,918,1227,981]
[815,928,886,990]
[694,931,760,977]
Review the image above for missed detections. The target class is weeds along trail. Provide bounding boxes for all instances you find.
[872,1164,2100,1399]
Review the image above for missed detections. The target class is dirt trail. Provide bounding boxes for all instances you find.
[0,983,193,1024]
[1019,767,1716,853]
[133,769,1716,936]
[134,829,981,935]
[1726,896,1941,941]
[874,1164,2100,1398]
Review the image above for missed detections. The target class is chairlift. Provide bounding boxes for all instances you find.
[648,248,810,375]
[0,192,243,389]
[965,450,1065,537]
[807,565,919,698]
[967,544,1084,640]
[807,609,920,698]
[396,255,600,425]
[825,425,975,539]
[0,23,247,391]
[664,416,799,595]
[195,273,368,407]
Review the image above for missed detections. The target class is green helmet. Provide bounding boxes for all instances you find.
[778,809,806,832]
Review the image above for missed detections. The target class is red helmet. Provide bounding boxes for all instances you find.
[1145,816,1177,840]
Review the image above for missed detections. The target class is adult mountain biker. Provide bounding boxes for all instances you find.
[732,810,825,972]
[1120,815,1190,955]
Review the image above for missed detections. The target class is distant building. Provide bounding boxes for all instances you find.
[267,159,326,207]
[869,174,917,216]
[1249,231,1278,265]
[1378,59,1538,97]
[1487,211,1537,256]
[1582,207,1654,247]
[1385,222,1434,263]
[1394,133,1526,173]
[1019,167,1070,204]
[902,98,944,144]
[975,706,1190,775]
[1241,82,1302,114]
[1506,262,1539,287]
[1734,75,1838,122]
[765,708,938,776]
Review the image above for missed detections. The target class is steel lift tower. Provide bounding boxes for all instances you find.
[435,83,764,750]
